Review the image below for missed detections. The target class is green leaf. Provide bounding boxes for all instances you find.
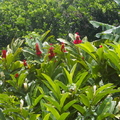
[97,113,114,120]
[43,95,61,112]
[10,61,23,71]
[55,80,67,91]
[25,93,32,106]
[92,89,120,105]
[60,92,69,108]
[18,73,27,88]
[114,0,120,5]
[95,83,114,96]
[85,86,93,100]
[104,50,120,70]
[40,30,50,42]
[79,94,90,107]
[77,42,97,61]
[58,112,70,120]
[90,21,114,29]
[32,94,44,107]
[76,72,88,88]
[6,53,14,67]
[63,68,72,84]
[70,63,77,80]
[43,113,51,120]
[42,73,60,96]
[97,97,112,115]
[44,103,60,119]
[72,104,85,115]
[0,109,5,120]
[63,99,77,111]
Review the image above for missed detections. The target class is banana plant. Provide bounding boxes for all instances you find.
[90,20,120,42]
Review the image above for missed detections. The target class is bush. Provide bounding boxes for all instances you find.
[0,31,120,119]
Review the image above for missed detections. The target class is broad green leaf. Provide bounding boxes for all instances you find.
[77,42,97,61]
[70,63,77,80]
[43,113,51,120]
[63,68,72,84]
[85,87,93,100]
[72,104,85,115]
[40,30,50,42]
[63,99,77,111]
[90,21,114,29]
[79,94,90,107]
[97,113,114,120]
[10,61,23,71]
[38,86,44,94]
[6,53,14,67]
[43,95,61,112]
[76,72,88,88]
[92,89,120,105]
[55,80,67,91]
[32,94,44,107]
[42,73,60,95]
[104,50,120,70]
[18,73,27,88]
[57,38,72,46]
[114,0,120,5]
[60,92,69,108]
[58,112,70,120]
[25,93,31,106]
[29,114,40,120]
[13,48,22,59]
[44,103,60,119]
[97,97,113,115]
[95,83,114,96]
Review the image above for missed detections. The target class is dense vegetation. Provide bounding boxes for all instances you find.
[0,0,120,47]
[0,0,120,119]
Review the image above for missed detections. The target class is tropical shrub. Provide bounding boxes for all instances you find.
[0,31,120,119]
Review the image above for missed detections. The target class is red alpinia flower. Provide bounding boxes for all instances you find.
[2,50,7,58]
[23,60,27,66]
[61,43,67,52]
[75,32,79,35]
[73,33,82,44]
[48,47,56,60]
[99,45,103,48]
[35,43,42,56]
[15,73,19,78]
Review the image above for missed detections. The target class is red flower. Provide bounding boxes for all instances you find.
[2,50,7,58]
[48,47,56,60]
[23,60,27,66]
[15,73,19,78]
[61,43,67,52]
[73,34,82,44]
[75,32,79,35]
[99,45,103,48]
[35,43,42,56]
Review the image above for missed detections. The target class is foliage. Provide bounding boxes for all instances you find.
[0,31,120,119]
[0,0,119,47]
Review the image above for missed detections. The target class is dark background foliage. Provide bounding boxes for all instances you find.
[0,0,119,48]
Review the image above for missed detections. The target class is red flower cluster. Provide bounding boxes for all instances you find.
[73,32,82,44]
[15,73,19,78]
[23,60,27,66]
[61,43,67,52]
[48,47,56,60]
[35,43,42,56]
[2,50,7,58]
[99,45,103,48]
